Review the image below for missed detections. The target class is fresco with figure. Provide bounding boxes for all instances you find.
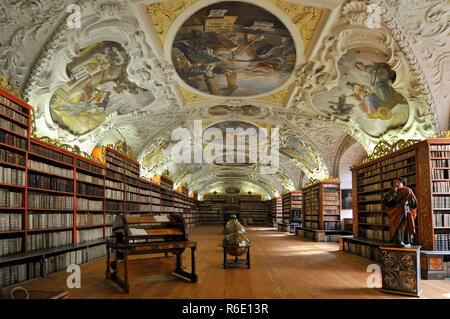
[49,41,155,135]
[313,48,410,138]
[171,2,296,97]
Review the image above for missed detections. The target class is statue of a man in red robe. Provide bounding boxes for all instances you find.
[383,177,418,247]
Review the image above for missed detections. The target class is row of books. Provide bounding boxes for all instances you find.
[432,181,450,193]
[323,221,341,230]
[28,193,74,209]
[140,204,151,211]
[106,152,123,165]
[27,230,73,251]
[303,221,318,229]
[0,237,22,257]
[0,147,25,166]
[431,151,450,158]
[77,213,104,226]
[126,175,139,186]
[359,213,389,225]
[105,179,124,189]
[0,165,25,186]
[0,263,28,288]
[434,233,450,251]
[357,174,381,186]
[0,243,106,288]
[433,213,450,228]
[359,203,383,211]
[76,228,103,243]
[106,170,123,181]
[28,159,73,178]
[126,184,139,193]
[28,212,74,229]
[30,144,73,165]
[28,172,74,192]
[0,103,27,124]
[0,131,27,150]
[105,189,124,200]
[383,157,415,172]
[126,193,140,202]
[125,170,139,179]
[343,241,383,261]
[140,189,151,196]
[105,214,115,224]
[77,198,103,211]
[0,95,26,114]
[105,200,122,211]
[430,145,450,150]
[433,196,450,209]
[0,213,22,231]
[381,165,415,181]
[323,215,340,221]
[382,150,415,166]
[432,169,450,180]
[323,209,339,215]
[76,160,105,176]
[0,117,27,136]
[358,193,381,201]
[359,227,390,241]
[77,182,104,197]
[0,189,22,207]
[323,200,339,205]
[106,162,124,174]
[76,172,104,185]
[432,159,449,168]
[126,202,139,211]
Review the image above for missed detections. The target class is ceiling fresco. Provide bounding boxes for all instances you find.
[49,41,155,135]
[171,2,296,97]
[312,48,410,138]
[1,0,444,198]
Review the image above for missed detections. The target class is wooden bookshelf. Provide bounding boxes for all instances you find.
[343,138,450,279]
[270,197,282,226]
[296,181,342,241]
[0,89,201,288]
[280,192,303,232]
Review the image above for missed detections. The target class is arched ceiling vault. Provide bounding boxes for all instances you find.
[0,0,446,198]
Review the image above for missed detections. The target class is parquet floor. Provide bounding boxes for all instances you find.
[3,226,450,299]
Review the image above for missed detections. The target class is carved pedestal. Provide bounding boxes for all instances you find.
[380,246,421,297]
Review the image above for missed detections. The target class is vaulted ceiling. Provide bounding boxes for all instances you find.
[0,0,448,199]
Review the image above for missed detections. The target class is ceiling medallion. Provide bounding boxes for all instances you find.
[171,1,297,98]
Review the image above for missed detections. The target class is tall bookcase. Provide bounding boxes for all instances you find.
[296,181,343,242]
[280,192,303,232]
[0,88,200,288]
[271,197,282,226]
[343,138,450,279]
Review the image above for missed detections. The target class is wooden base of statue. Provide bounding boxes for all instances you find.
[219,243,254,269]
[380,245,422,297]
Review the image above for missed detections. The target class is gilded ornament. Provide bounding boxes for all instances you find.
[358,139,421,165]
[106,138,137,160]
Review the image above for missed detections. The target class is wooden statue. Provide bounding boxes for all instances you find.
[383,177,418,246]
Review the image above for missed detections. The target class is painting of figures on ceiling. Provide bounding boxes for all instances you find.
[280,136,318,173]
[49,41,155,135]
[313,48,410,138]
[171,2,296,97]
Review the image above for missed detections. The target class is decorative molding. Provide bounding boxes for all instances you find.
[146,0,198,48]
[303,175,340,188]
[358,139,421,165]
[105,138,137,161]
[267,0,324,52]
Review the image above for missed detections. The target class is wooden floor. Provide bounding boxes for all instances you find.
[3,226,450,299]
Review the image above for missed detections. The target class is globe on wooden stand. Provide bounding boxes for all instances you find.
[219,215,253,268]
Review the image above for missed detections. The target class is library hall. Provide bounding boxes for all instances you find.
[0,0,450,307]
